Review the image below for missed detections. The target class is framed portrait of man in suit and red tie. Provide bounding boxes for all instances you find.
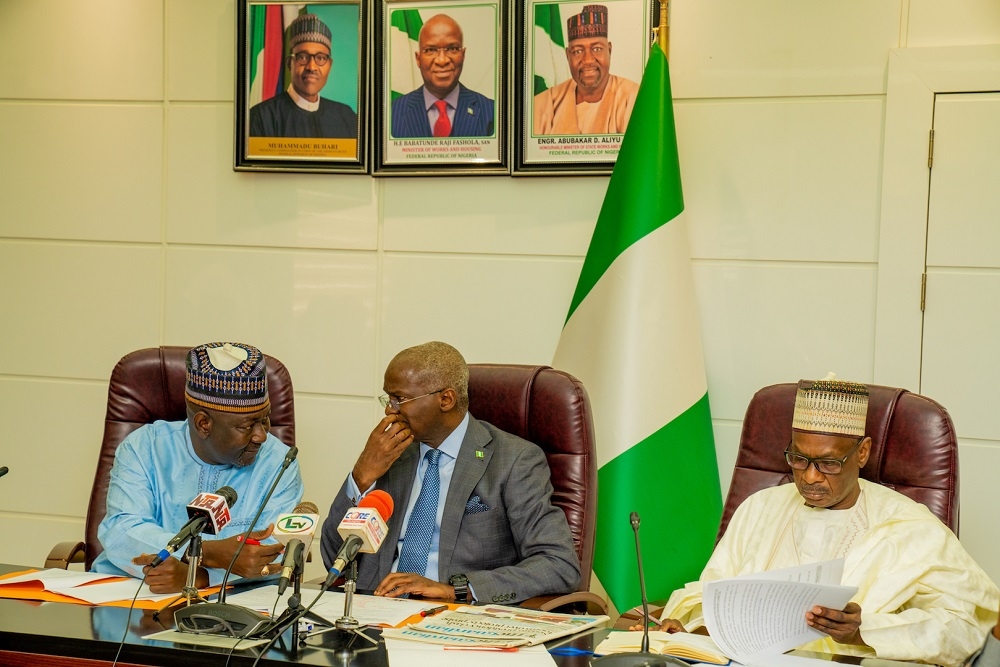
[374,0,510,175]
[235,0,369,173]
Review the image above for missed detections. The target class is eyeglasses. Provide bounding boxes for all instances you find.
[784,438,864,475]
[568,44,607,58]
[378,389,445,411]
[290,51,331,66]
[420,45,463,57]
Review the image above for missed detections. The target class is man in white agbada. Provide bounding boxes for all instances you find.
[646,375,999,667]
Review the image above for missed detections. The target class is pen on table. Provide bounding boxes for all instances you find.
[420,605,449,617]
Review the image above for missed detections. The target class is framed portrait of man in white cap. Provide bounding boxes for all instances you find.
[373,0,510,176]
[235,0,369,173]
[515,0,653,174]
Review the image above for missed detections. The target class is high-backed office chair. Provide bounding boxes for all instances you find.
[720,382,960,540]
[45,346,296,570]
[467,364,606,614]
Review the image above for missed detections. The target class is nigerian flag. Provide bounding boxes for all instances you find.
[389,9,423,101]
[552,41,722,613]
[533,4,569,95]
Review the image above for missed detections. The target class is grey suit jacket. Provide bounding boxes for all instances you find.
[320,415,580,604]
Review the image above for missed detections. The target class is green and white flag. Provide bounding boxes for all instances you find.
[552,42,722,613]
[533,3,569,95]
[389,9,423,101]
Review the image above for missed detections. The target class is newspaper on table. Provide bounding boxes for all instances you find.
[381,604,609,648]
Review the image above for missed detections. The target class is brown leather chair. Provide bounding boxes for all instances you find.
[467,364,606,614]
[45,346,296,570]
[618,381,960,630]
[719,382,959,541]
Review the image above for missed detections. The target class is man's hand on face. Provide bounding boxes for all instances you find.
[352,414,414,490]
[374,572,454,601]
[806,602,866,646]
[199,524,284,578]
[132,553,208,594]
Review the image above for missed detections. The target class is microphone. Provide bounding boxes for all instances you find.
[149,486,237,568]
[274,501,320,596]
[175,445,299,638]
[324,490,394,585]
[0,466,8,478]
[591,512,686,667]
[216,445,298,602]
[276,538,305,596]
[274,500,320,554]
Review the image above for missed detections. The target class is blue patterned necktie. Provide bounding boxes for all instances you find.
[396,448,442,576]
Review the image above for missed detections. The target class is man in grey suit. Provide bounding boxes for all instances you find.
[319,341,579,604]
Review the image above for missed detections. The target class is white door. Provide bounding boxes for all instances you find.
[920,91,1000,575]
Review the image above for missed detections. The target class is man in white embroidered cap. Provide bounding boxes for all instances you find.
[642,374,998,667]
[91,342,304,594]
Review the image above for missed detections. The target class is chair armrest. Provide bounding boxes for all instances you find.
[520,591,609,616]
[46,541,86,569]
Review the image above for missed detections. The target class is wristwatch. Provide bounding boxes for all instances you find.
[449,573,469,602]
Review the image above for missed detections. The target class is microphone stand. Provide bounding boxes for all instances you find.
[305,561,377,648]
[334,562,376,646]
[153,535,208,618]
[591,512,686,667]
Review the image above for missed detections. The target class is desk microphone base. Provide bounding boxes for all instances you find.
[590,652,687,667]
[174,602,273,639]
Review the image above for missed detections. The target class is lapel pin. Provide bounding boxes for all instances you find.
[466,107,474,115]
[475,450,484,459]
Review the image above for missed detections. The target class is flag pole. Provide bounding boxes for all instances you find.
[657,0,670,58]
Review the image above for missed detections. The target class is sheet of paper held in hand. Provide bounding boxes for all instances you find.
[223,585,432,627]
[703,558,857,665]
[381,604,609,647]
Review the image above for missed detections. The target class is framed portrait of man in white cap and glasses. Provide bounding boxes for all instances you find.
[235,0,369,173]
[515,0,654,174]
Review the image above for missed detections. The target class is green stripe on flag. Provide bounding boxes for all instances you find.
[595,394,721,608]
[535,4,565,46]
[391,8,423,41]
[389,9,423,99]
[248,5,266,96]
[564,46,684,324]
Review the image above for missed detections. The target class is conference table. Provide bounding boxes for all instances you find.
[0,565,934,667]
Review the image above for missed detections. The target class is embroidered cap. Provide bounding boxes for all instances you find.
[792,372,869,437]
[288,13,332,51]
[567,4,609,41]
[185,342,269,414]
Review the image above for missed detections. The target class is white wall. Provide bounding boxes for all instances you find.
[1,0,999,587]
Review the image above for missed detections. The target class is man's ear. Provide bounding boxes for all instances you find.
[191,410,213,439]
[438,388,458,412]
[857,437,872,468]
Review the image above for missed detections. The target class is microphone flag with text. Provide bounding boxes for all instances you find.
[150,486,237,568]
[325,490,394,585]
[275,501,320,596]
